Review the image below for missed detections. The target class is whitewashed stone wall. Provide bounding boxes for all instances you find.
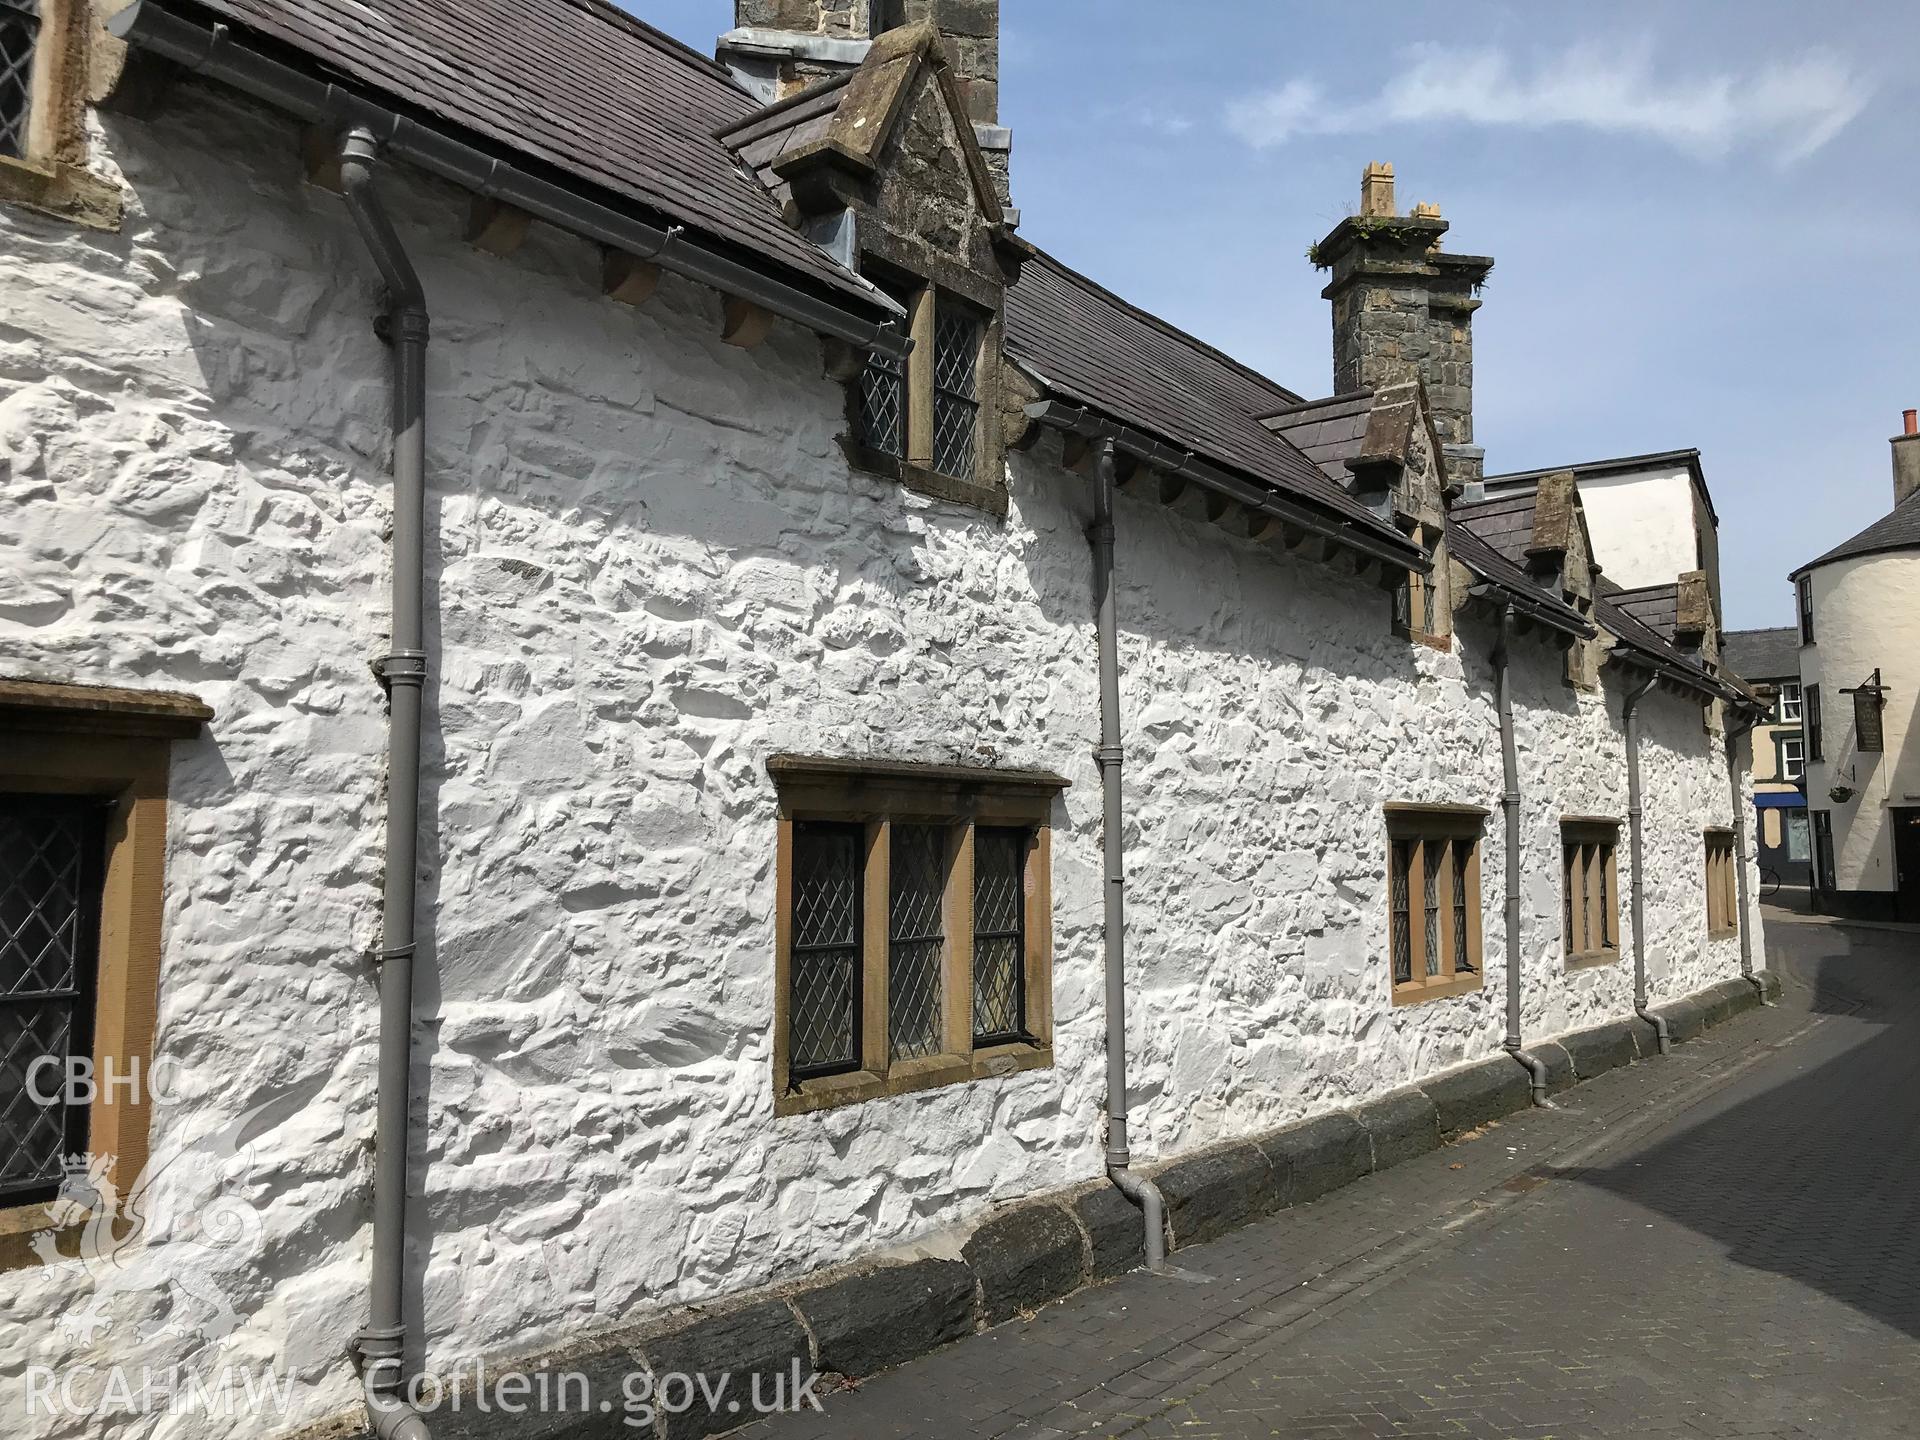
[0,82,1758,1439]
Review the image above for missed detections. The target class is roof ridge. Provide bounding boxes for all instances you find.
[1026,247,1305,410]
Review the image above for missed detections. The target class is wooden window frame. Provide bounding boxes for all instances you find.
[769,757,1064,1116]
[0,678,208,1271]
[1385,805,1485,1006]
[1777,734,1805,784]
[1560,819,1621,969]
[1704,828,1739,939]
[1796,574,1815,645]
[1777,682,1802,724]
[1391,529,1451,651]
[1805,684,1823,761]
[842,273,1005,517]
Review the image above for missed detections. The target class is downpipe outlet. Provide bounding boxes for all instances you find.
[340,126,433,1440]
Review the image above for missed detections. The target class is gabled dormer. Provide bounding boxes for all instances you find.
[723,22,1025,514]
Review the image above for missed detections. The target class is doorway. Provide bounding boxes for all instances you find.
[1894,808,1920,923]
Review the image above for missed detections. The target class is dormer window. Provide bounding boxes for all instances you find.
[848,279,1001,513]
[1393,529,1451,650]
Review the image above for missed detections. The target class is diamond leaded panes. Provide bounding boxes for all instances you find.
[888,824,946,1062]
[858,349,905,460]
[1451,840,1472,973]
[0,0,37,161]
[1422,839,1443,977]
[1,797,104,1201]
[931,307,979,479]
[972,828,1026,1044]
[788,822,862,1079]
[1389,839,1412,984]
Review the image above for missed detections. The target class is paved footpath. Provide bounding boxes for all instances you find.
[743,915,1920,1439]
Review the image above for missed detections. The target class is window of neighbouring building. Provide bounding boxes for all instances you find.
[1779,736,1805,783]
[1796,575,1815,644]
[1786,810,1811,864]
[1386,806,1483,1005]
[0,678,209,1254]
[770,757,1063,1114]
[1561,821,1620,968]
[1806,684,1823,761]
[1705,829,1738,936]
[1777,681,1802,723]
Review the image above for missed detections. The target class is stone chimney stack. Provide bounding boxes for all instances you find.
[719,1,1010,202]
[1894,408,1920,508]
[1314,164,1494,483]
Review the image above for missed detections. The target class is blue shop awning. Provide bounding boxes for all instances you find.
[1755,791,1806,810]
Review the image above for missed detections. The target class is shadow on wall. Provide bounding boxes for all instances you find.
[1558,925,1920,1340]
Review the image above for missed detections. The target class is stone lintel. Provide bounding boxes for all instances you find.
[0,677,213,738]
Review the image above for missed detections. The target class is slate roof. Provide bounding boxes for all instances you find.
[1259,392,1374,484]
[1791,494,1920,576]
[1447,492,1539,565]
[169,0,888,311]
[1445,524,1592,636]
[721,75,853,216]
[1610,583,1679,641]
[1722,627,1801,684]
[1004,252,1404,540]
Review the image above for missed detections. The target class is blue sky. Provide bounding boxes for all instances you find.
[636,2,1918,630]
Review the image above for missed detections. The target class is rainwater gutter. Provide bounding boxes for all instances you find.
[339,127,432,1440]
[1620,666,1671,1055]
[1489,603,1553,1106]
[108,1,910,360]
[1089,438,1166,1270]
[1026,400,1429,578]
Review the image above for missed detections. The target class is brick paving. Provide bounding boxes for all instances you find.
[743,918,1920,1439]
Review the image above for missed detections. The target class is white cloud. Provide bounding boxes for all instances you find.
[1225,41,1873,164]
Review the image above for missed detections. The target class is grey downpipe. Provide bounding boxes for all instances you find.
[1492,607,1552,1106]
[1725,716,1768,1002]
[1089,439,1167,1270]
[108,1,910,361]
[340,129,433,1440]
[1622,670,1671,1055]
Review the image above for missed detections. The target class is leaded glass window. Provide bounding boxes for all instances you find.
[1422,839,1442,977]
[788,822,863,1080]
[857,348,906,460]
[1451,840,1472,974]
[887,824,946,1062]
[0,0,36,162]
[1,796,105,1202]
[931,307,979,478]
[1389,839,1412,984]
[972,828,1026,1044]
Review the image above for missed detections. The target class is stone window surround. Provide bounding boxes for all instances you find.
[767,756,1062,1116]
[0,677,209,1272]
[0,0,123,229]
[1704,827,1739,939]
[1385,804,1485,1007]
[1560,818,1621,971]
[837,250,1008,519]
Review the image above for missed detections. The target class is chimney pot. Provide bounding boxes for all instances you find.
[1360,162,1396,218]
[1905,408,1917,436]
[1895,413,1920,508]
